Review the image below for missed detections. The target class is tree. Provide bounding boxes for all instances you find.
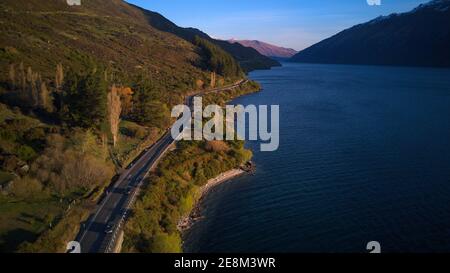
[11,65,41,108]
[194,36,243,79]
[195,79,204,89]
[26,67,33,85]
[30,132,114,196]
[55,63,64,90]
[10,177,44,200]
[8,63,16,90]
[210,72,216,88]
[118,87,133,116]
[150,232,181,253]
[107,85,121,146]
[131,75,170,128]
[62,66,107,128]
[81,69,107,127]
[54,63,64,112]
[38,81,53,112]
[60,69,79,120]
[18,62,26,92]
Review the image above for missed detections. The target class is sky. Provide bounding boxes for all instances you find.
[126,0,430,51]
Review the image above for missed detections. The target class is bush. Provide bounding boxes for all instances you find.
[9,176,44,200]
[204,140,229,152]
[29,133,113,197]
[150,232,182,253]
[16,145,36,161]
[24,127,46,147]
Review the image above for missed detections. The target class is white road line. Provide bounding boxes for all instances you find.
[79,80,248,251]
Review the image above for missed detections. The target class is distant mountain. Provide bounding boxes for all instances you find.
[129,4,281,71]
[290,0,450,67]
[228,39,298,59]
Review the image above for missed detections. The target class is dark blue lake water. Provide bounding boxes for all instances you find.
[183,63,450,253]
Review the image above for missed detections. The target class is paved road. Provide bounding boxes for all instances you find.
[74,80,247,253]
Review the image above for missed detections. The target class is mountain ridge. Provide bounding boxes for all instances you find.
[127,3,281,71]
[290,0,450,67]
[228,39,298,59]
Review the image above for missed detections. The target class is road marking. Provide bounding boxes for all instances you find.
[77,80,248,252]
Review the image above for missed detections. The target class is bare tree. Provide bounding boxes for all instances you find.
[39,80,53,112]
[55,63,64,90]
[210,72,216,88]
[18,62,26,92]
[26,66,32,82]
[19,66,39,108]
[30,70,39,108]
[8,64,16,90]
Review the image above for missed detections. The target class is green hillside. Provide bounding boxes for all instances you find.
[0,0,257,252]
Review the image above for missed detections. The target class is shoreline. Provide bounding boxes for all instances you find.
[177,168,247,232]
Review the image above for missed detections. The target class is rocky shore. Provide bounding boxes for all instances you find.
[177,162,255,231]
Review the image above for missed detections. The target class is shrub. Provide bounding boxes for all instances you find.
[9,176,44,200]
[150,232,182,253]
[204,140,229,152]
[17,145,37,161]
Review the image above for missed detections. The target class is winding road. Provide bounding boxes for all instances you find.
[74,80,247,253]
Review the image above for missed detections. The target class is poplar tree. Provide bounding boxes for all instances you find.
[39,81,53,112]
[55,63,64,90]
[8,64,16,90]
[107,85,121,146]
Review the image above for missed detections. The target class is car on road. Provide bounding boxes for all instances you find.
[104,222,115,234]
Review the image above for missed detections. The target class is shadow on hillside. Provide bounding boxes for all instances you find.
[0,228,37,253]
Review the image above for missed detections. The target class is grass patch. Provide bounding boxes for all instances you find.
[0,171,14,186]
[18,200,94,253]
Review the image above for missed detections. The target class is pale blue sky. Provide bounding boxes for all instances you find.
[126,0,430,50]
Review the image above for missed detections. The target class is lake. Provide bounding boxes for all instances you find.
[183,63,450,253]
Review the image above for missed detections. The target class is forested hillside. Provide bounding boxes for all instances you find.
[0,0,257,252]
